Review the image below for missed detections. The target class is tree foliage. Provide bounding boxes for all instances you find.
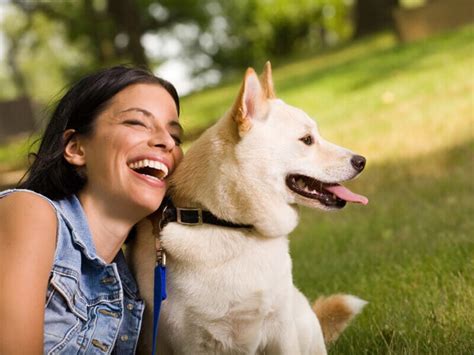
[8,0,214,75]
[213,0,353,71]
[1,0,399,101]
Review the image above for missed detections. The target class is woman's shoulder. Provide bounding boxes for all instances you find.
[0,190,58,355]
[0,189,57,214]
[0,190,57,242]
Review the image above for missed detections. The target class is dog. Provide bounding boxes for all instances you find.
[128,62,368,354]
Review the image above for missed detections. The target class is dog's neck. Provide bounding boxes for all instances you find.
[168,116,240,211]
[168,115,299,238]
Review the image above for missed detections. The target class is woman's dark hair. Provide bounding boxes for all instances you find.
[18,65,180,200]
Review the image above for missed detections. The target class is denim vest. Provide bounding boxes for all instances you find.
[0,189,145,354]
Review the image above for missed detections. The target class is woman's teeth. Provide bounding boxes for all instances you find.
[128,159,169,180]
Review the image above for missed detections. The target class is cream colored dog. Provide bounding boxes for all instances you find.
[128,62,368,354]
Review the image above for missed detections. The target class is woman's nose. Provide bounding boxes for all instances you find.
[149,130,176,151]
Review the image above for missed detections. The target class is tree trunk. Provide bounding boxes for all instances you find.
[354,0,399,37]
[107,0,148,66]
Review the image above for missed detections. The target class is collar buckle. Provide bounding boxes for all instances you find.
[159,204,170,231]
[176,207,203,225]
[156,247,167,266]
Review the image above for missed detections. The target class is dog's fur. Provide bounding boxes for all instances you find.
[128,63,367,354]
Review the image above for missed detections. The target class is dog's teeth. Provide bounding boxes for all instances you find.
[297,179,305,189]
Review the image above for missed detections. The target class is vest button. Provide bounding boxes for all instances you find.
[98,309,120,318]
[120,335,129,341]
[126,303,134,311]
[91,339,109,352]
[101,276,116,284]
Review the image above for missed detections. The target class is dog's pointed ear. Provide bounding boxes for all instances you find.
[260,61,276,99]
[231,67,267,136]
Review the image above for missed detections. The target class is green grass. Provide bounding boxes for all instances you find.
[0,134,38,172]
[1,23,473,352]
[293,140,474,353]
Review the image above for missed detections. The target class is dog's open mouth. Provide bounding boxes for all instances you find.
[286,174,368,208]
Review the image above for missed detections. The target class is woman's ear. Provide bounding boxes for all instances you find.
[63,129,86,166]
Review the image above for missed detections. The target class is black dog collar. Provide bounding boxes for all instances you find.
[159,199,253,230]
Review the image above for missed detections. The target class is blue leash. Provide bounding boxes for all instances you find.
[151,249,167,355]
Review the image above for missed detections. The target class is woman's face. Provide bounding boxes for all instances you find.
[73,83,183,217]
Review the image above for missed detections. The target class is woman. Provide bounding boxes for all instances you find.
[0,66,183,354]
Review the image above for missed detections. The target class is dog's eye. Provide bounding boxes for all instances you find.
[299,134,314,146]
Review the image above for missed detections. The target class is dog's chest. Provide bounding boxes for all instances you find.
[161,223,293,310]
[159,224,294,351]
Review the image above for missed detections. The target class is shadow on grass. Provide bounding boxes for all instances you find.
[290,138,474,353]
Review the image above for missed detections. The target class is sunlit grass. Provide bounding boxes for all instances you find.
[179,25,473,168]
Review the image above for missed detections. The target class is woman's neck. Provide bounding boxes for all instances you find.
[77,190,140,264]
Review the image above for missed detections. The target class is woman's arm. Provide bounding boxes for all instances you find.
[0,192,57,355]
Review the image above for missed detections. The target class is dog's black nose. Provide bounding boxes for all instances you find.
[351,155,366,172]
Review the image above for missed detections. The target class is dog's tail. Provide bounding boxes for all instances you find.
[312,294,367,344]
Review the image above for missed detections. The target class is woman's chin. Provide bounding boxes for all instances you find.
[131,191,166,216]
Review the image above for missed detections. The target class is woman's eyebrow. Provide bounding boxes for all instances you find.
[119,107,153,117]
[120,107,183,133]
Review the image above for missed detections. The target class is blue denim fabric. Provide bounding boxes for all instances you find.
[0,189,145,354]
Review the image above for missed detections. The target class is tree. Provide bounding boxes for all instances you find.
[212,0,353,72]
[3,0,215,101]
[10,0,214,70]
[354,0,400,37]
[2,0,357,101]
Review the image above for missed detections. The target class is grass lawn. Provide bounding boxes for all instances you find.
[288,28,473,353]
[0,134,37,172]
[294,140,473,354]
[1,23,472,353]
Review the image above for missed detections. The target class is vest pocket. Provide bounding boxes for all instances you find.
[44,272,88,354]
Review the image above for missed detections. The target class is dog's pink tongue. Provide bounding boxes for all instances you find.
[325,185,369,205]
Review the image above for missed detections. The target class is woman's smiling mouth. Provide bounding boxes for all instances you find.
[128,159,169,181]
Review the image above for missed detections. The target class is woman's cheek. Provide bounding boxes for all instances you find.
[174,147,184,166]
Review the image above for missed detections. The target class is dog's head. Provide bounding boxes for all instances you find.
[231,62,368,212]
[170,62,367,236]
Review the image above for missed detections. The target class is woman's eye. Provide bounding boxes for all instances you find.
[124,119,147,128]
[171,135,182,146]
[299,134,314,146]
